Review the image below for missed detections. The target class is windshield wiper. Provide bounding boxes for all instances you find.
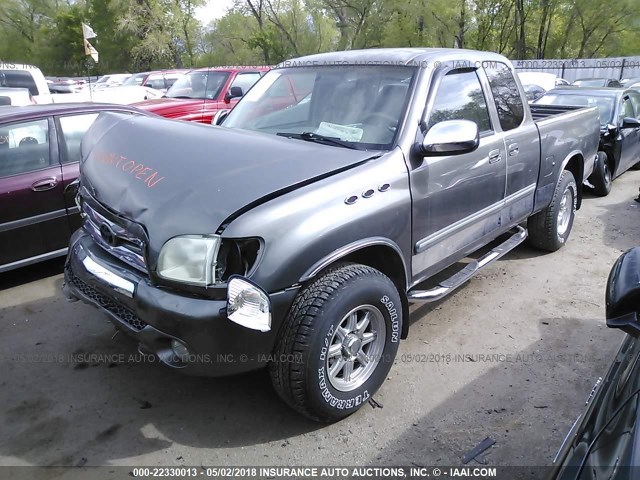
[168,95,195,99]
[276,132,359,150]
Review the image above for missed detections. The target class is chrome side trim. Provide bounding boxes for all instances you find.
[0,247,68,273]
[82,255,135,298]
[0,208,67,233]
[415,184,536,254]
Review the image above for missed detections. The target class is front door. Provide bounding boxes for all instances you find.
[410,68,507,280]
[617,95,640,174]
[0,117,70,270]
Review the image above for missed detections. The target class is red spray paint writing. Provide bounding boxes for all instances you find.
[94,150,165,188]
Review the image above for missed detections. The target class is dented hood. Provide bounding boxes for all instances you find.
[80,112,377,253]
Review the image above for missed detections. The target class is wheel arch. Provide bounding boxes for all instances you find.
[560,151,584,209]
[299,238,411,339]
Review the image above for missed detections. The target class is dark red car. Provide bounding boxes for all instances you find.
[134,67,270,124]
[0,103,145,273]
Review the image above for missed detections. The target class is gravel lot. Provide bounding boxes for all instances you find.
[1,171,639,477]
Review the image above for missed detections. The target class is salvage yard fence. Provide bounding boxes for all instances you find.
[512,56,640,83]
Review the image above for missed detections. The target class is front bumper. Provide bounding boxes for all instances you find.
[64,231,299,376]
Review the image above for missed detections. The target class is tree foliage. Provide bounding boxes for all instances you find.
[0,0,638,75]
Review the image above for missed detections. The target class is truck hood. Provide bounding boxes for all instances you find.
[80,113,379,254]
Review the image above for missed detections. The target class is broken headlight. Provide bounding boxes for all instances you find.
[157,236,261,287]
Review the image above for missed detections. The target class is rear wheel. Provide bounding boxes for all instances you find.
[270,263,402,422]
[527,170,577,252]
[589,151,612,196]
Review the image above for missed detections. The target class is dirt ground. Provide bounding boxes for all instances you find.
[1,171,639,477]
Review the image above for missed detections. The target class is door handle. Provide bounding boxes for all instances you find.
[488,149,502,164]
[31,177,58,192]
[508,143,519,156]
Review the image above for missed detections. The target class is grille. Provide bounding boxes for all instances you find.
[67,265,148,331]
[82,201,148,274]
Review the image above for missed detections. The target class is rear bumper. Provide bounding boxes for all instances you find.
[64,231,299,376]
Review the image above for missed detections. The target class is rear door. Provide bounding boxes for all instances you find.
[617,95,640,173]
[483,62,540,225]
[0,116,70,270]
[410,68,507,277]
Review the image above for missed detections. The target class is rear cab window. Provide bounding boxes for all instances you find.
[484,62,525,131]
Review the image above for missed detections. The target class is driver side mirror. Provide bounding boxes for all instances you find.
[420,120,479,156]
[606,247,640,336]
[225,86,244,102]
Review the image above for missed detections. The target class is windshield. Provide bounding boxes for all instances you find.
[223,66,416,150]
[123,73,146,86]
[535,93,615,125]
[165,71,230,100]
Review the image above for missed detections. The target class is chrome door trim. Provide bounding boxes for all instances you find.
[414,183,536,254]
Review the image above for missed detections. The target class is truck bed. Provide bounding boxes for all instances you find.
[529,104,584,121]
[531,105,600,211]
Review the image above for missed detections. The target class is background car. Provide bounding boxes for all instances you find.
[621,77,640,87]
[0,87,34,106]
[0,103,146,273]
[534,87,640,195]
[550,247,640,480]
[523,84,546,102]
[518,72,566,91]
[89,73,132,90]
[135,67,271,123]
[573,78,623,88]
[47,78,86,94]
[121,70,186,93]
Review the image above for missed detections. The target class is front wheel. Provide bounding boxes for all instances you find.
[269,263,402,422]
[589,151,612,196]
[527,170,577,252]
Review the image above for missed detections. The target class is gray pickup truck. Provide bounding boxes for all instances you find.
[64,48,600,422]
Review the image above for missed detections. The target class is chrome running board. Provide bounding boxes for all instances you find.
[407,226,527,303]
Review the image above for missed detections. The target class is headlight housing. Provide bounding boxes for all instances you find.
[227,276,271,332]
[157,235,221,286]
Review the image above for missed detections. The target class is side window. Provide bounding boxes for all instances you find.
[0,70,39,96]
[427,70,492,132]
[165,75,181,88]
[629,92,640,120]
[619,97,635,122]
[59,113,99,163]
[145,74,165,90]
[230,73,262,94]
[0,119,50,177]
[484,62,525,131]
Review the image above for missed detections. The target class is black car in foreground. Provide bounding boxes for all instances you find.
[534,87,640,196]
[551,247,640,479]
